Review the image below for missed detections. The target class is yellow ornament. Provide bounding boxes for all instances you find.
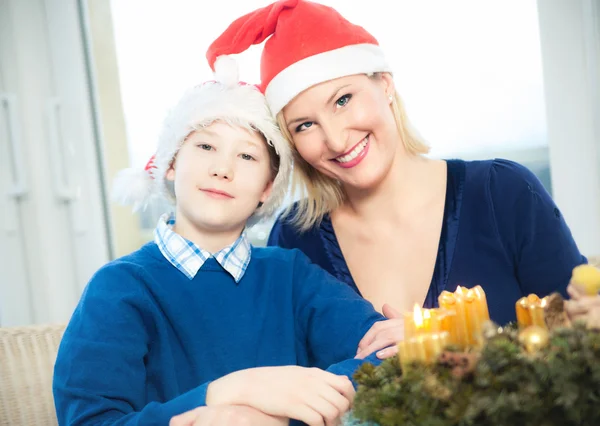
[518,325,550,353]
[571,264,600,295]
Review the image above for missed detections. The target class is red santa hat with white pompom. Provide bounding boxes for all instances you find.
[206,0,393,115]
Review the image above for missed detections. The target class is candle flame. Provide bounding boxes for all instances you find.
[413,304,424,327]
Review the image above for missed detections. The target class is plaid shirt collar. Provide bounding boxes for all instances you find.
[154,213,251,282]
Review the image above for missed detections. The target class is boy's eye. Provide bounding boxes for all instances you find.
[240,153,255,161]
[198,143,213,151]
[335,94,352,108]
[295,121,314,133]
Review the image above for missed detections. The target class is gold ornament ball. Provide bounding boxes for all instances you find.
[518,325,550,353]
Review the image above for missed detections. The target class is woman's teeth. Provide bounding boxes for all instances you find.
[335,135,369,163]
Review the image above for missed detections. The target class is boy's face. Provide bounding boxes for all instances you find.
[166,121,273,234]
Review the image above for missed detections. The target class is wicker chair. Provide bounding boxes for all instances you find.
[0,323,65,426]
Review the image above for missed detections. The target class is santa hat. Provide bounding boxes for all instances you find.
[206,0,392,115]
[111,56,292,225]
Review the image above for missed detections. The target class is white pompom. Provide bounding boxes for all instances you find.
[111,167,155,212]
[214,55,239,87]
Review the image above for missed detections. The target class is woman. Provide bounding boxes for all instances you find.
[207,0,586,358]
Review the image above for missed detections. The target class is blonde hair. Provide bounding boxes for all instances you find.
[278,74,430,231]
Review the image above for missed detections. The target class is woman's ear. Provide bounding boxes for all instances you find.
[380,72,396,100]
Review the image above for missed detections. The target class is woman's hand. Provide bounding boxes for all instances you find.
[565,284,600,329]
[169,405,288,426]
[206,366,354,426]
[355,304,404,360]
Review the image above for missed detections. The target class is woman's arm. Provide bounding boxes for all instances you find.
[489,159,587,297]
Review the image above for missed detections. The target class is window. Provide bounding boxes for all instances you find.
[110,0,549,245]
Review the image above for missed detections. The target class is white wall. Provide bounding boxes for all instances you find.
[537,0,600,257]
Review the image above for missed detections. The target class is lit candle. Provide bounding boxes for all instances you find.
[398,306,452,368]
[398,331,450,367]
[404,304,444,338]
[404,304,424,340]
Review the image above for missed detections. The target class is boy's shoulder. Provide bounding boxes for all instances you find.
[86,242,168,291]
[250,245,306,263]
[104,241,163,270]
[249,245,320,277]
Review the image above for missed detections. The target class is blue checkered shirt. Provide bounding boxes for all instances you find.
[154,213,251,282]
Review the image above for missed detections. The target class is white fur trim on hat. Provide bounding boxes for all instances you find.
[213,55,240,88]
[265,43,392,115]
[112,58,292,225]
[111,166,156,212]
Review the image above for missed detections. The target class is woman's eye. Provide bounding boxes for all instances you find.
[198,144,213,151]
[295,121,314,133]
[335,94,352,108]
[240,153,255,161]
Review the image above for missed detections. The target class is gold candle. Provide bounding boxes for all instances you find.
[530,297,547,328]
[515,294,548,330]
[404,310,418,340]
[397,340,411,371]
[437,308,458,345]
[464,286,489,346]
[516,296,531,330]
[424,308,443,333]
[401,335,428,364]
[472,285,490,323]
[438,286,469,349]
[425,331,450,362]
[398,331,451,367]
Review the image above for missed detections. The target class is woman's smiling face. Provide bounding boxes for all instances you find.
[282,73,400,191]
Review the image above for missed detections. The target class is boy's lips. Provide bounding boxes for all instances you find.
[200,188,234,199]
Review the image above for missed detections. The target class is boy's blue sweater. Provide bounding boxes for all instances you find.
[53,243,385,425]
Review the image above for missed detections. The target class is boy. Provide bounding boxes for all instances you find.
[52,59,388,426]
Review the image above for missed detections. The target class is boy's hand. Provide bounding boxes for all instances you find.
[169,405,288,426]
[566,284,600,329]
[206,366,354,426]
[355,303,404,360]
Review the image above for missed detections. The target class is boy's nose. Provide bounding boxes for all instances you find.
[209,160,234,180]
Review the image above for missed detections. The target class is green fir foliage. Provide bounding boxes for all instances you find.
[352,324,600,426]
